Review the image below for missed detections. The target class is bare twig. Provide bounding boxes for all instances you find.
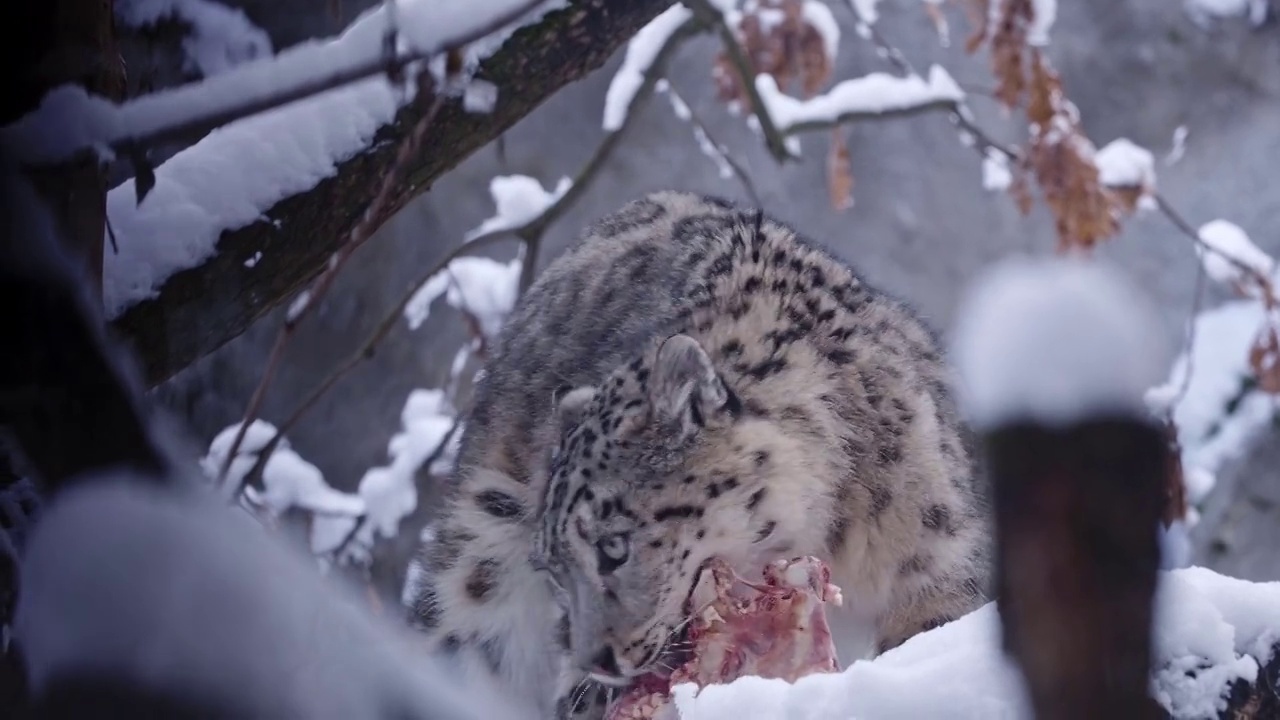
[508,16,702,290]
[660,78,761,206]
[228,230,516,500]
[684,0,795,162]
[216,71,447,490]
[329,399,464,563]
[223,16,701,502]
[14,0,550,169]
[1170,261,1207,412]
[839,0,917,76]
[1153,193,1277,298]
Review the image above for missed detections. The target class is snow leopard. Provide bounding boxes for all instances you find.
[408,191,990,719]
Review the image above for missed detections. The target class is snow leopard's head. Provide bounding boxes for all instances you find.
[531,333,788,686]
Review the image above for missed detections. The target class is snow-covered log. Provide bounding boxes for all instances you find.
[107,0,679,387]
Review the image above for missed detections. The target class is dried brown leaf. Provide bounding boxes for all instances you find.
[713,0,834,111]
[963,0,991,53]
[1249,325,1280,394]
[827,130,855,211]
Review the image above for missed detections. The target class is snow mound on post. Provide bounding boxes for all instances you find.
[951,256,1167,429]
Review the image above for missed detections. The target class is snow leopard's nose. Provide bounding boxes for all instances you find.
[590,646,621,677]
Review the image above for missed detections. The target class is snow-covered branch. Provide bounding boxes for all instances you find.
[105,0,681,388]
[115,0,274,79]
[1,0,555,168]
[754,64,964,135]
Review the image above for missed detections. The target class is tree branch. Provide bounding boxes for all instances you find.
[5,0,549,168]
[228,14,701,499]
[108,0,680,388]
[683,0,794,162]
[216,70,448,487]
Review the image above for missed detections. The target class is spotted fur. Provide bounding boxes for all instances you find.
[409,191,990,719]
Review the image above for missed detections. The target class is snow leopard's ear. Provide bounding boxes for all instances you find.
[650,334,736,437]
[553,384,596,435]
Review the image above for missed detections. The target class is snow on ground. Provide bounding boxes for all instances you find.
[0,0,561,319]
[603,4,693,131]
[951,256,1168,429]
[201,420,365,518]
[311,389,458,558]
[116,0,273,78]
[671,566,1280,720]
[756,65,963,134]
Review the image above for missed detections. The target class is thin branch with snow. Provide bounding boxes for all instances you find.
[225,18,694,505]
[657,78,762,206]
[215,69,448,489]
[683,0,795,161]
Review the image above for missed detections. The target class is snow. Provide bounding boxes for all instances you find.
[311,389,458,558]
[286,289,312,323]
[1095,137,1156,190]
[951,256,1169,428]
[802,1,841,64]
[1,0,560,319]
[671,566,1280,720]
[244,251,262,268]
[756,65,963,133]
[116,0,273,78]
[848,0,882,24]
[444,255,524,341]
[1184,0,1269,28]
[603,4,693,132]
[659,80,735,180]
[1157,299,1280,477]
[201,420,364,518]
[1195,220,1275,294]
[404,253,522,339]
[464,174,572,241]
[1161,520,1194,570]
[1027,0,1058,46]
[1166,125,1189,166]
[405,271,453,331]
[981,148,1012,191]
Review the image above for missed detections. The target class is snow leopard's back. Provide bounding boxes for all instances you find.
[453,192,743,488]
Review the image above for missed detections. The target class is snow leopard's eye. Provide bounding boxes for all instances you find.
[596,533,630,574]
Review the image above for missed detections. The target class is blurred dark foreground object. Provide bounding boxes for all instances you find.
[0,147,501,719]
